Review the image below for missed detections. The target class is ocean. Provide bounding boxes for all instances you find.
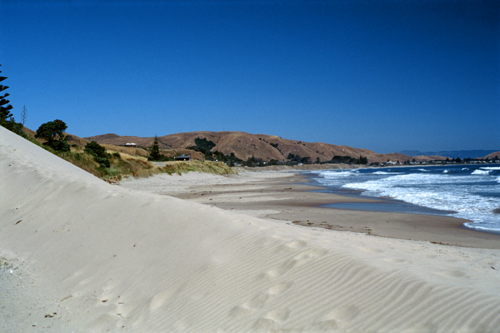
[307,164,500,234]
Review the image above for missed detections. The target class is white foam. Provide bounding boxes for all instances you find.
[319,170,359,178]
[463,221,500,233]
[372,171,398,175]
[314,170,361,187]
[316,167,500,229]
[481,167,500,170]
[472,169,490,175]
[342,172,500,224]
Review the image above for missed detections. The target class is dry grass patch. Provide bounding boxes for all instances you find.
[161,160,237,176]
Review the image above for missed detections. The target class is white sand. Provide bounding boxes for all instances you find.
[2,125,500,332]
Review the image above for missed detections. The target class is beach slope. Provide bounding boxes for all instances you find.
[1,126,500,332]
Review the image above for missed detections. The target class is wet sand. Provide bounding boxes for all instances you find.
[121,171,500,249]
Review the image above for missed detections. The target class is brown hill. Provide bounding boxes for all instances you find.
[85,131,416,164]
[412,155,449,162]
[23,127,151,158]
[484,151,500,160]
[23,126,90,147]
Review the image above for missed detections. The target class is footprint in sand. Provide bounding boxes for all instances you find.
[257,248,327,282]
[264,308,290,322]
[267,281,293,295]
[293,249,328,265]
[321,305,360,323]
[246,293,269,309]
[285,239,308,249]
[229,294,268,317]
[149,288,178,311]
[311,319,340,331]
[253,318,279,330]
[229,304,253,317]
[230,281,293,319]
[256,259,297,281]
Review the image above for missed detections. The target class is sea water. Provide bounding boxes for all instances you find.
[308,164,500,234]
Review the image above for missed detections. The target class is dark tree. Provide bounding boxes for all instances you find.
[35,119,70,151]
[85,141,110,167]
[149,135,162,161]
[0,65,23,134]
[213,150,225,162]
[300,156,311,164]
[194,137,216,154]
[357,155,368,164]
[0,65,13,123]
[188,137,216,160]
[226,152,242,167]
[245,155,264,167]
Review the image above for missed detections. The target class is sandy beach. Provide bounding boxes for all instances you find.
[2,125,500,332]
[120,170,500,249]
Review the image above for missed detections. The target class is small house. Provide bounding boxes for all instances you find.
[175,154,191,161]
[125,143,137,148]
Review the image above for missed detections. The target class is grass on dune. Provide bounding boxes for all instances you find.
[160,160,237,176]
[60,148,237,182]
[18,132,237,181]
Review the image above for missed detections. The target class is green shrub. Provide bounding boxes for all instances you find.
[35,119,70,152]
[85,141,111,168]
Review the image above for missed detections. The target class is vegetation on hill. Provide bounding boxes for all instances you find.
[4,65,495,175]
[148,135,162,161]
[188,137,216,159]
[161,160,237,176]
[85,141,111,168]
[0,65,25,137]
[39,136,235,182]
[35,119,70,152]
[148,135,173,161]
[86,131,402,166]
[186,137,243,166]
[0,64,236,181]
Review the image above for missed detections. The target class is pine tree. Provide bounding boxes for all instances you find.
[0,65,22,134]
[0,65,13,122]
[149,135,162,161]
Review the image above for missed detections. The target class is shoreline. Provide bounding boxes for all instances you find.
[288,173,500,247]
[120,170,500,249]
[298,170,500,236]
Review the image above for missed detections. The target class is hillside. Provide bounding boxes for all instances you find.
[485,151,500,160]
[401,149,500,159]
[86,131,415,164]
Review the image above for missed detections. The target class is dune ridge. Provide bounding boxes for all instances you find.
[2,125,500,332]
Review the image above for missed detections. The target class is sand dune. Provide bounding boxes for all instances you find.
[2,126,500,332]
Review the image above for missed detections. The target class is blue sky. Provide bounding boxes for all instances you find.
[1,0,499,153]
